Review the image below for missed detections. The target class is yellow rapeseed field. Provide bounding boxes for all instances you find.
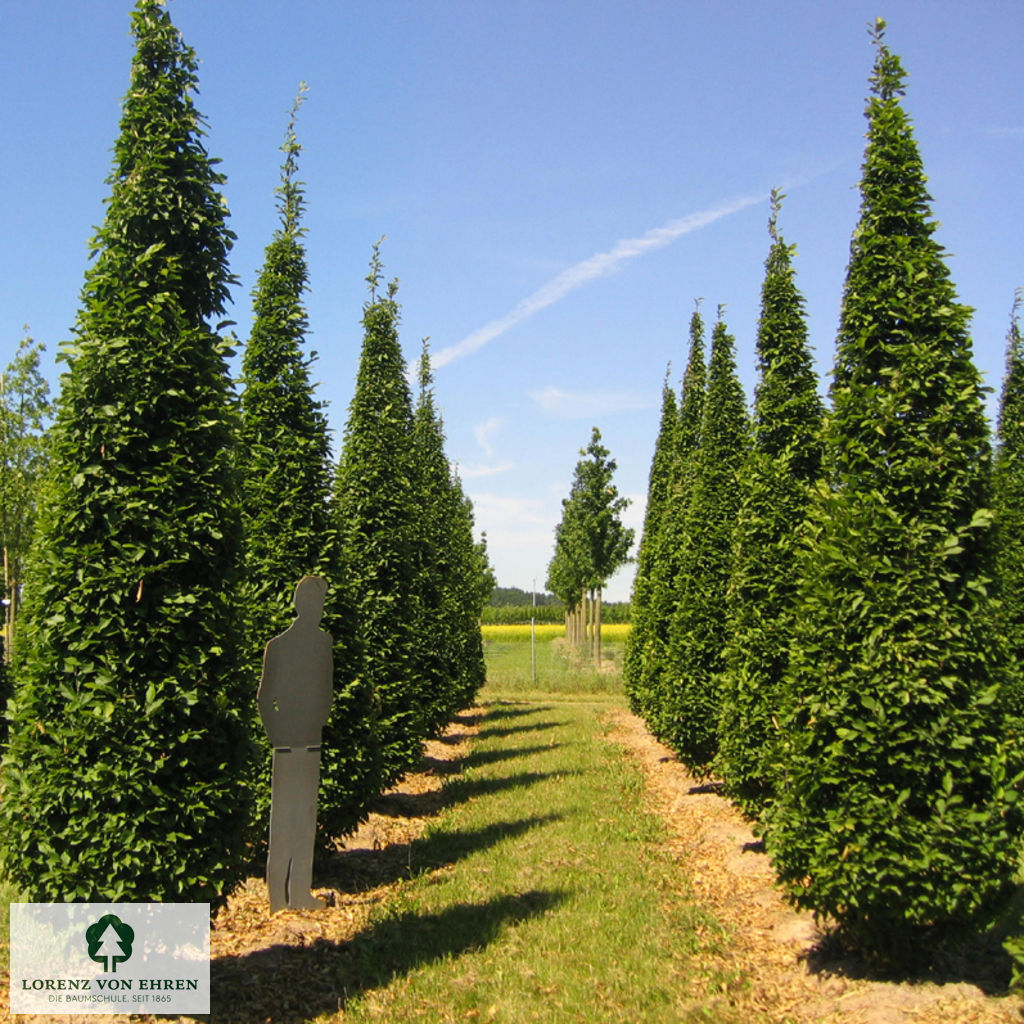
[482,623,630,643]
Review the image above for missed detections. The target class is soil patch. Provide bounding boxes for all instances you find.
[604,707,1024,1024]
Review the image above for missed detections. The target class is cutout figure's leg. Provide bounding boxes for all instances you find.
[268,746,324,910]
[286,746,324,910]
[267,748,292,913]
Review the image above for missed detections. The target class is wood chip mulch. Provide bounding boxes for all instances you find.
[604,707,1024,1024]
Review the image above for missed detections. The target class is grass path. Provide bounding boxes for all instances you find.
[6,643,745,1024]
[326,693,742,1023]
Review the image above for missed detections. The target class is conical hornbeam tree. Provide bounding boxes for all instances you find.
[763,21,1024,961]
[332,245,426,791]
[636,306,706,737]
[239,88,378,845]
[0,0,253,905]
[661,309,749,773]
[411,344,489,729]
[718,192,823,815]
[624,368,678,715]
[994,291,1024,717]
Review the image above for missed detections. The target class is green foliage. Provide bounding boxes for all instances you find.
[411,345,490,733]
[563,428,634,591]
[634,307,706,737]
[994,291,1024,715]
[333,248,425,790]
[544,519,586,610]
[471,533,498,622]
[0,636,7,735]
[239,89,377,845]
[1004,913,1024,992]
[546,427,633,662]
[0,0,253,905]
[624,372,678,713]
[1,332,53,730]
[762,22,1024,958]
[660,312,749,773]
[449,482,492,709]
[717,194,823,815]
[0,333,53,588]
[239,86,333,633]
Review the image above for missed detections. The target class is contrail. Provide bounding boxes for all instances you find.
[432,192,766,370]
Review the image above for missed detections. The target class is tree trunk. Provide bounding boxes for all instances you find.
[595,587,602,667]
[2,544,11,663]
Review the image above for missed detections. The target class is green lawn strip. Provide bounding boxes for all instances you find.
[335,690,746,1023]
[481,639,625,698]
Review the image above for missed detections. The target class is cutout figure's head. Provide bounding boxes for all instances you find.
[293,575,327,623]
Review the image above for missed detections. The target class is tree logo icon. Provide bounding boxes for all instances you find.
[85,914,135,973]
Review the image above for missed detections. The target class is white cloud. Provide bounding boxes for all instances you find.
[467,491,549,528]
[621,491,647,539]
[529,386,654,419]
[473,416,503,457]
[457,460,517,480]
[432,192,767,370]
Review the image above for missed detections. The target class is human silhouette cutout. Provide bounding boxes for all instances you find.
[258,576,333,912]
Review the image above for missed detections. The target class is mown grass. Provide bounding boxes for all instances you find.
[3,634,744,1023]
[482,634,627,700]
[328,639,744,1023]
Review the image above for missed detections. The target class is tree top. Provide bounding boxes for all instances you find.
[867,18,907,103]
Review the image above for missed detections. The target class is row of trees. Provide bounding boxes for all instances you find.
[626,21,1023,962]
[0,0,491,906]
[546,427,633,664]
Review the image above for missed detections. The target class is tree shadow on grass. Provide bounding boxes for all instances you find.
[323,813,563,894]
[476,720,566,741]
[210,889,567,1024]
[481,703,555,721]
[367,764,575,822]
[418,752,466,776]
[442,768,582,805]
[461,743,559,771]
[435,709,484,745]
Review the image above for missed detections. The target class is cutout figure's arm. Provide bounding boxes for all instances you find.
[257,640,281,743]
[314,633,334,728]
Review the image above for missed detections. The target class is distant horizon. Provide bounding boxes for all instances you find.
[488,583,631,606]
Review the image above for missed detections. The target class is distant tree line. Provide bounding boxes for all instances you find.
[625,22,1023,969]
[488,586,561,608]
[482,600,631,626]
[0,0,493,908]
[484,583,633,627]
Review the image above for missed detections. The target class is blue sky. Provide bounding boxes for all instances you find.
[2,0,1021,601]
